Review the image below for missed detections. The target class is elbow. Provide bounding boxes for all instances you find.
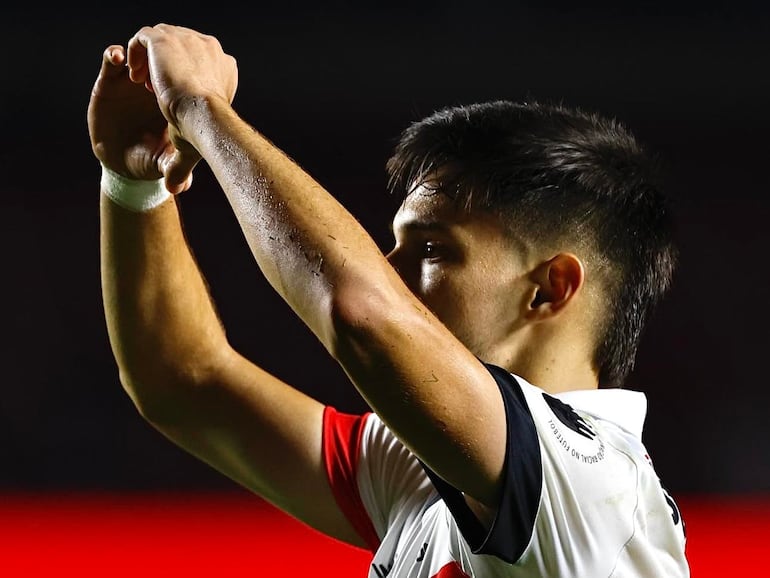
[114,342,230,427]
[116,365,183,426]
[326,281,404,364]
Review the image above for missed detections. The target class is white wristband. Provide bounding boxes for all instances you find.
[100,164,171,212]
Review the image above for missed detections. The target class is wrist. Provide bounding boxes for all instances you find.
[173,94,231,148]
[100,164,171,212]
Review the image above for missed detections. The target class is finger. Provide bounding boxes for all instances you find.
[100,45,126,77]
[126,26,154,86]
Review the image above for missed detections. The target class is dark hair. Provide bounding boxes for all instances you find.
[386,100,677,388]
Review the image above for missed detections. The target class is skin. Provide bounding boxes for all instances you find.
[88,24,599,549]
[387,186,597,393]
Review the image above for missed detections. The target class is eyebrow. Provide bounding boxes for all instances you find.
[389,219,453,235]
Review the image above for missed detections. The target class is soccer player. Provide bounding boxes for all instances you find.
[88,23,690,577]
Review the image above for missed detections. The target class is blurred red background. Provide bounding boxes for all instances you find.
[1,492,765,577]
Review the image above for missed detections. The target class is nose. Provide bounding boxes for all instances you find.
[386,247,419,294]
[385,247,402,276]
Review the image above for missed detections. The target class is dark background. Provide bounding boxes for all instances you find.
[2,1,768,498]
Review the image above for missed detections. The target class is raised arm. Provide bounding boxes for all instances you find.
[89,43,364,546]
[126,24,508,512]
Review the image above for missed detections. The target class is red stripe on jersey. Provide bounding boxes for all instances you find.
[322,406,380,552]
[432,561,470,577]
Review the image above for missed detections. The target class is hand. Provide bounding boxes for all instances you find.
[87,45,195,193]
[126,23,238,143]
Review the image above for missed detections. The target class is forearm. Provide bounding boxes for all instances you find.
[100,193,230,416]
[177,96,399,347]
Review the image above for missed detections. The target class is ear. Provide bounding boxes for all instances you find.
[527,253,585,319]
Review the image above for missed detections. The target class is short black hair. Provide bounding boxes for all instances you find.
[386,100,677,388]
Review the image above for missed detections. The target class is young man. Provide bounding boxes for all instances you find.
[88,24,690,577]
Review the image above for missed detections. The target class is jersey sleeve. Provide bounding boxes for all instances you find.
[419,362,543,564]
[322,406,436,553]
[322,406,380,551]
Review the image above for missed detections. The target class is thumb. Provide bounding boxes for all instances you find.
[165,168,194,195]
[160,141,201,195]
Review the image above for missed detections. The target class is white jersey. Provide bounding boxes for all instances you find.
[322,363,690,577]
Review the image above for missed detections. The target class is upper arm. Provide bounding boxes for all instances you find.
[421,365,542,562]
[141,346,367,549]
[330,278,508,510]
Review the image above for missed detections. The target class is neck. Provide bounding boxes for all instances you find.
[518,359,598,394]
[484,331,599,395]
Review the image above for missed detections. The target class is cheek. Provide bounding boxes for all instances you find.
[419,267,475,323]
[418,264,451,299]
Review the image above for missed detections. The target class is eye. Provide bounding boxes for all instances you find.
[421,241,443,260]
